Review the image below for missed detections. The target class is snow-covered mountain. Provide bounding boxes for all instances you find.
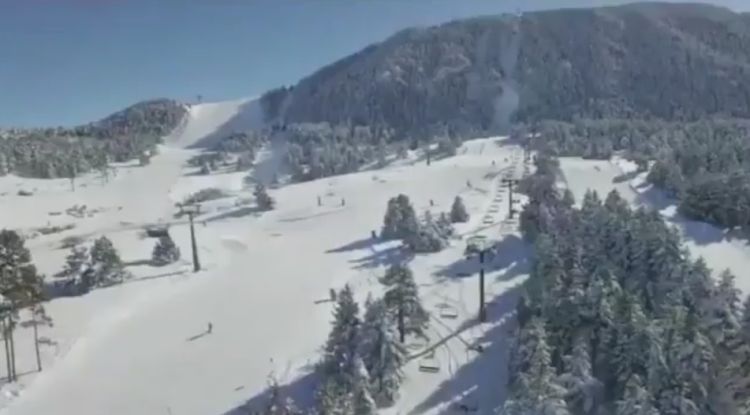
[1,92,749,414]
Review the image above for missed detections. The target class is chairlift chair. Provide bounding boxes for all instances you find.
[437,303,459,319]
[418,351,441,373]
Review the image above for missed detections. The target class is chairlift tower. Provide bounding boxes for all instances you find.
[466,235,491,323]
[182,204,202,272]
[502,178,520,218]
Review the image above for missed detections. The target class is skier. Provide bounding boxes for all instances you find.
[207,322,213,334]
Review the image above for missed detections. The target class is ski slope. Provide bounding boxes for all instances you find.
[0,102,531,415]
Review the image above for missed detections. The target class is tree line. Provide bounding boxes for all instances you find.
[0,99,187,179]
[532,118,750,229]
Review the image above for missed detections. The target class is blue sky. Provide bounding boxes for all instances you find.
[0,0,746,127]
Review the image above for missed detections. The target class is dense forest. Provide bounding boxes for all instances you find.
[509,153,750,414]
[0,99,187,178]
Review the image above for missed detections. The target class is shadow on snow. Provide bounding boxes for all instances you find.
[408,285,523,415]
[325,236,379,254]
[635,181,750,246]
[434,234,530,281]
[220,372,319,415]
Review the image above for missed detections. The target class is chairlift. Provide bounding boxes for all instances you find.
[418,351,441,373]
[437,303,459,319]
[144,225,170,238]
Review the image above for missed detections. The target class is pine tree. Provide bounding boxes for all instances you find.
[151,234,181,266]
[376,137,387,168]
[58,245,90,280]
[615,375,660,415]
[450,196,469,223]
[557,336,604,415]
[254,183,275,211]
[320,285,361,375]
[263,377,303,415]
[405,211,448,253]
[352,356,377,415]
[610,293,651,395]
[359,297,406,407]
[0,230,43,382]
[380,194,419,240]
[503,317,568,415]
[380,263,428,342]
[89,236,127,286]
[562,188,576,208]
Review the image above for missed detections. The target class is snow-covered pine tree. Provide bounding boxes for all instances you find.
[380,263,428,342]
[151,234,181,266]
[436,212,455,239]
[262,377,304,415]
[614,375,660,415]
[562,188,576,208]
[254,183,275,211]
[610,293,651,396]
[405,211,448,253]
[557,336,604,415]
[319,285,361,376]
[380,198,402,240]
[58,245,90,280]
[315,376,351,415]
[503,317,569,415]
[449,196,469,223]
[376,137,387,168]
[359,297,406,407]
[380,194,419,240]
[0,229,44,382]
[352,356,377,415]
[89,236,127,286]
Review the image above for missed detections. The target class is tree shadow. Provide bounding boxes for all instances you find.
[123,259,152,267]
[279,209,344,223]
[349,245,414,270]
[612,170,639,184]
[205,206,263,223]
[325,236,378,254]
[219,371,319,415]
[408,285,523,415]
[434,235,529,281]
[634,183,743,246]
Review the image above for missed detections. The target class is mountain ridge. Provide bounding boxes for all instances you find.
[261,1,750,140]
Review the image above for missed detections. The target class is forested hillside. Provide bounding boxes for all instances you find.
[0,99,187,178]
[509,153,750,415]
[263,2,750,139]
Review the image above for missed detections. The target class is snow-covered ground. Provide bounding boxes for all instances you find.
[0,100,531,414]
[559,156,750,296]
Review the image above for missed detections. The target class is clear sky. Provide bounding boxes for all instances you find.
[0,0,746,127]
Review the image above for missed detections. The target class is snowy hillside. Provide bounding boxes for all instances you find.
[0,101,532,415]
